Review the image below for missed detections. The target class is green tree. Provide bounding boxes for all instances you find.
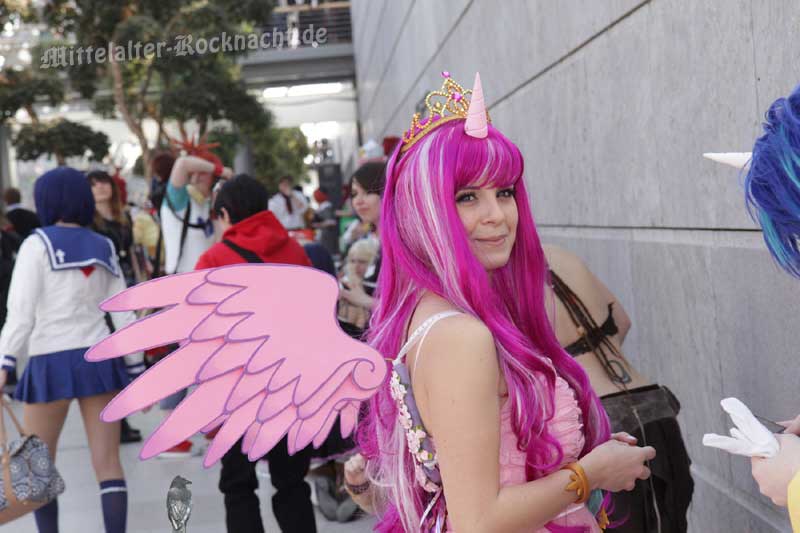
[39,0,275,172]
[1,41,110,167]
[0,1,35,27]
[208,127,309,193]
[0,67,64,124]
[14,119,110,165]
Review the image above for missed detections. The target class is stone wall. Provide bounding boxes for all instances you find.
[351,1,800,530]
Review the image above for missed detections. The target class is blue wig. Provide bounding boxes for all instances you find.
[745,84,800,278]
[34,167,95,227]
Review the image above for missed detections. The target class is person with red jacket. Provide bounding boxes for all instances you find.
[196,174,316,533]
[195,182,311,270]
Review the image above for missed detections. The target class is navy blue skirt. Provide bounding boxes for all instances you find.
[15,348,129,403]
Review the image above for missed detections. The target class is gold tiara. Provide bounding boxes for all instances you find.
[400,71,491,154]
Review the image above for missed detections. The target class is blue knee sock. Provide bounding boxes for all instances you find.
[99,479,127,533]
[34,498,58,533]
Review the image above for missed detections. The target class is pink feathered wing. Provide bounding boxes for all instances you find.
[86,264,387,467]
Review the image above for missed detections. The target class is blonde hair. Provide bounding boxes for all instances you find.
[345,238,379,282]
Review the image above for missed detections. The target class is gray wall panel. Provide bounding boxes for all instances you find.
[350,1,799,530]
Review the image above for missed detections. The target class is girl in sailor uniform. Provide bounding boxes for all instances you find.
[0,167,144,533]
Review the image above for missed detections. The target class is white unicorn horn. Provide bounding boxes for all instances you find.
[703,152,752,170]
[464,72,488,139]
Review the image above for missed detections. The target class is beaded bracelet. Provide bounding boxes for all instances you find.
[345,479,371,495]
[561,462,590,504]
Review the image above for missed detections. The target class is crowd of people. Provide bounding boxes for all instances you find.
[0,70,799,533]
[0,130,395,532]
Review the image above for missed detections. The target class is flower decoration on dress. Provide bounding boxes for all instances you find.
[390,365,442,493]
[415,463,441,493]
[390,370,407,400]
[398,403,413,430]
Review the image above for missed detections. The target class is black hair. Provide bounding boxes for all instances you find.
[86,170,113,184]
[350,161,387,196]
[86,170,125,225]
[213,174,270,225]
[151,151,176,183]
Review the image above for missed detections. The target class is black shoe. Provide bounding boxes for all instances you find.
[121,419,142,444]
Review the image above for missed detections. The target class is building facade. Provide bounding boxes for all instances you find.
[351,1,799,531]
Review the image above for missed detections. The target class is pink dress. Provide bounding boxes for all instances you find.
[390,311,601,532]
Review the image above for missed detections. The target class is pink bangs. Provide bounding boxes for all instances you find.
[452,124,524,190]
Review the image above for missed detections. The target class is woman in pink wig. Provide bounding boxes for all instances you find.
[348,72,655,532]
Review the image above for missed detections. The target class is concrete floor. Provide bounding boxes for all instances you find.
[4,399,375,533]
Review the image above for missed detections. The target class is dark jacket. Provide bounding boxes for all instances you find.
[6,207,40,239]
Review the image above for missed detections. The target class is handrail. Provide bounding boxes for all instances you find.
[262,2,352,48]
[273,1,351,15]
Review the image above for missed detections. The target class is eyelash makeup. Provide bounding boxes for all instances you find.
[456,188,516,203]
[456,192,476,203]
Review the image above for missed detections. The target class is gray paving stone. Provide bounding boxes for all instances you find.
[3,401,375,533]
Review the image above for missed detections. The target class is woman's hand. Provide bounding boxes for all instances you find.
[340,282,372,309]
[220,167,234,180]
[751,433,800,506]
[611,432,638,445]
[351,223,369,240]
[0,369,7,391]
[344,453,375,514]
[579,439,655,492]
[344,453,368,486]
[780,415,800,435]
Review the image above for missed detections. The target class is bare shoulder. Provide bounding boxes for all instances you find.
[412,294,492,348]
[542,243,584,272]
[427,312,493,348]
[414,309,498,384]
[543,243,595,285]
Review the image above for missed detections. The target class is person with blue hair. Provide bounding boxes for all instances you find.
[0,167,144,533]
[745,86,800,531]
[705,84,800,530]
[746,87,800,278]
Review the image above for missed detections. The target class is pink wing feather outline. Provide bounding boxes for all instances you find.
[86,264,388,467]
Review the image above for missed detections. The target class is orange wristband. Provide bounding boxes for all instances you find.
[561,462,590,504]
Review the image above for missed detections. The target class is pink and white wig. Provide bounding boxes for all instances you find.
[357,119,611,532]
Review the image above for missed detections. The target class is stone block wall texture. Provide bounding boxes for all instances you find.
[351,1,800,531]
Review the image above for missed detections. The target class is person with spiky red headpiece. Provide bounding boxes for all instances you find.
[161,135,232,276]
[157,135,232,458]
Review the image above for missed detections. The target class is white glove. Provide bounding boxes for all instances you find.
[703,397,780,458]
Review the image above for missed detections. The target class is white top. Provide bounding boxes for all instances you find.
[0,235,143,373]
[268,191,309,230]
[160,195,216,274]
